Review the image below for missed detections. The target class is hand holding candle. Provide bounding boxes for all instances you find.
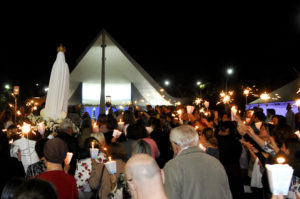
[64,152,73,165]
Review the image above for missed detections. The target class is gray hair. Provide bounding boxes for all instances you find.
[90,132,106,147]
[59,119,74,133]
[170,125,199,148]
[132,139,152,156]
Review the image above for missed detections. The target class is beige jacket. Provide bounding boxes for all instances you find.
[163,146,232,199]
[89,159,126,199]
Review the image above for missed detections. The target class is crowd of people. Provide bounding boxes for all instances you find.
[0,102,299,199]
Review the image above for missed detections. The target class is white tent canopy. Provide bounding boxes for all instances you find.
[69,30,175,106]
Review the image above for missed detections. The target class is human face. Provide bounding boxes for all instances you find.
[272,117,279,126]
[259,125,269,138]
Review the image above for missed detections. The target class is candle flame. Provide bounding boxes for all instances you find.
[276,157,285,164]
[295,131,300,139]
[91,141,95,149]
[16,110,21,116]
[296,99,300,107]
[108,156,112,162]
[231,106,237,113]
[177,110,182,115]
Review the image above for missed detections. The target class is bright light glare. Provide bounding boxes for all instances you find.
[5,84,10,89]
[296,99,300,107]
[227,68,233,75]
[164,80,170,86]
[260,93,270,100]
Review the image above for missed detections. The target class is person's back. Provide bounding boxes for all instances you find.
[164,146,231,199]
[163,125,232,199]
[0,134,25,194]
[36,138,78,199]
[37,170,77,199]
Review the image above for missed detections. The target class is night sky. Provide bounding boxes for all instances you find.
[1,2,300,107]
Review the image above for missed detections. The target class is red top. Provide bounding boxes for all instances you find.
[37,170,78,199]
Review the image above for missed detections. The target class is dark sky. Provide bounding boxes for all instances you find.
[1,2,300,104]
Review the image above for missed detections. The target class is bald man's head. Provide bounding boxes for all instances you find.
[125,154,161,182]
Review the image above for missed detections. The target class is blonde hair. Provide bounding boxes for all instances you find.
[170,125,199,148]
[90,132,106,147]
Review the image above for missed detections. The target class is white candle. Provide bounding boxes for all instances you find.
[104,156,117,174]
[118,119,125,131]
[65,152,73,165]
[92,121,99,133]
[37,122,45,135]
[265,160,293,195]
[231,106,237,121]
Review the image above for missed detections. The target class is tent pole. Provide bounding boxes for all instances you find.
[100,32,106,114]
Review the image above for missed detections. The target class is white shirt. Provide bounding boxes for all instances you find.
[10,137,39,172]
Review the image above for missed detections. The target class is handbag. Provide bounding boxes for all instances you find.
[90,165,105,199]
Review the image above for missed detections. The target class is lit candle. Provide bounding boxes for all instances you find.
[118,119,125,131]
[296,99,300,107]
[65,152,73,165]
[37,122,45,135]
[90,142,99,159]
[186,106,195,114]
[276,157,285,164]
[92,121,99,133]
[265,156,294,195]
[295,131,300,139]
[104,156,117,174]
[199,143,206,151]
[231,106,237,121]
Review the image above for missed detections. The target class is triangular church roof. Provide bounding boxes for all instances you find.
[69,29,176,105]
[250,77,300,104]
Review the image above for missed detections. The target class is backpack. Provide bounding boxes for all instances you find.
[107,173,131,199]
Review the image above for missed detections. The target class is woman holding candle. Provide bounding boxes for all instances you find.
[89,142,127,199]
[74,135,106,198]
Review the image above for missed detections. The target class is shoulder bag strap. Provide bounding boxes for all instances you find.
[95,164,105,193]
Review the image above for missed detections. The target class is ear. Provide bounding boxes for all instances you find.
[160,169,165,184]
[171,142,179,156]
